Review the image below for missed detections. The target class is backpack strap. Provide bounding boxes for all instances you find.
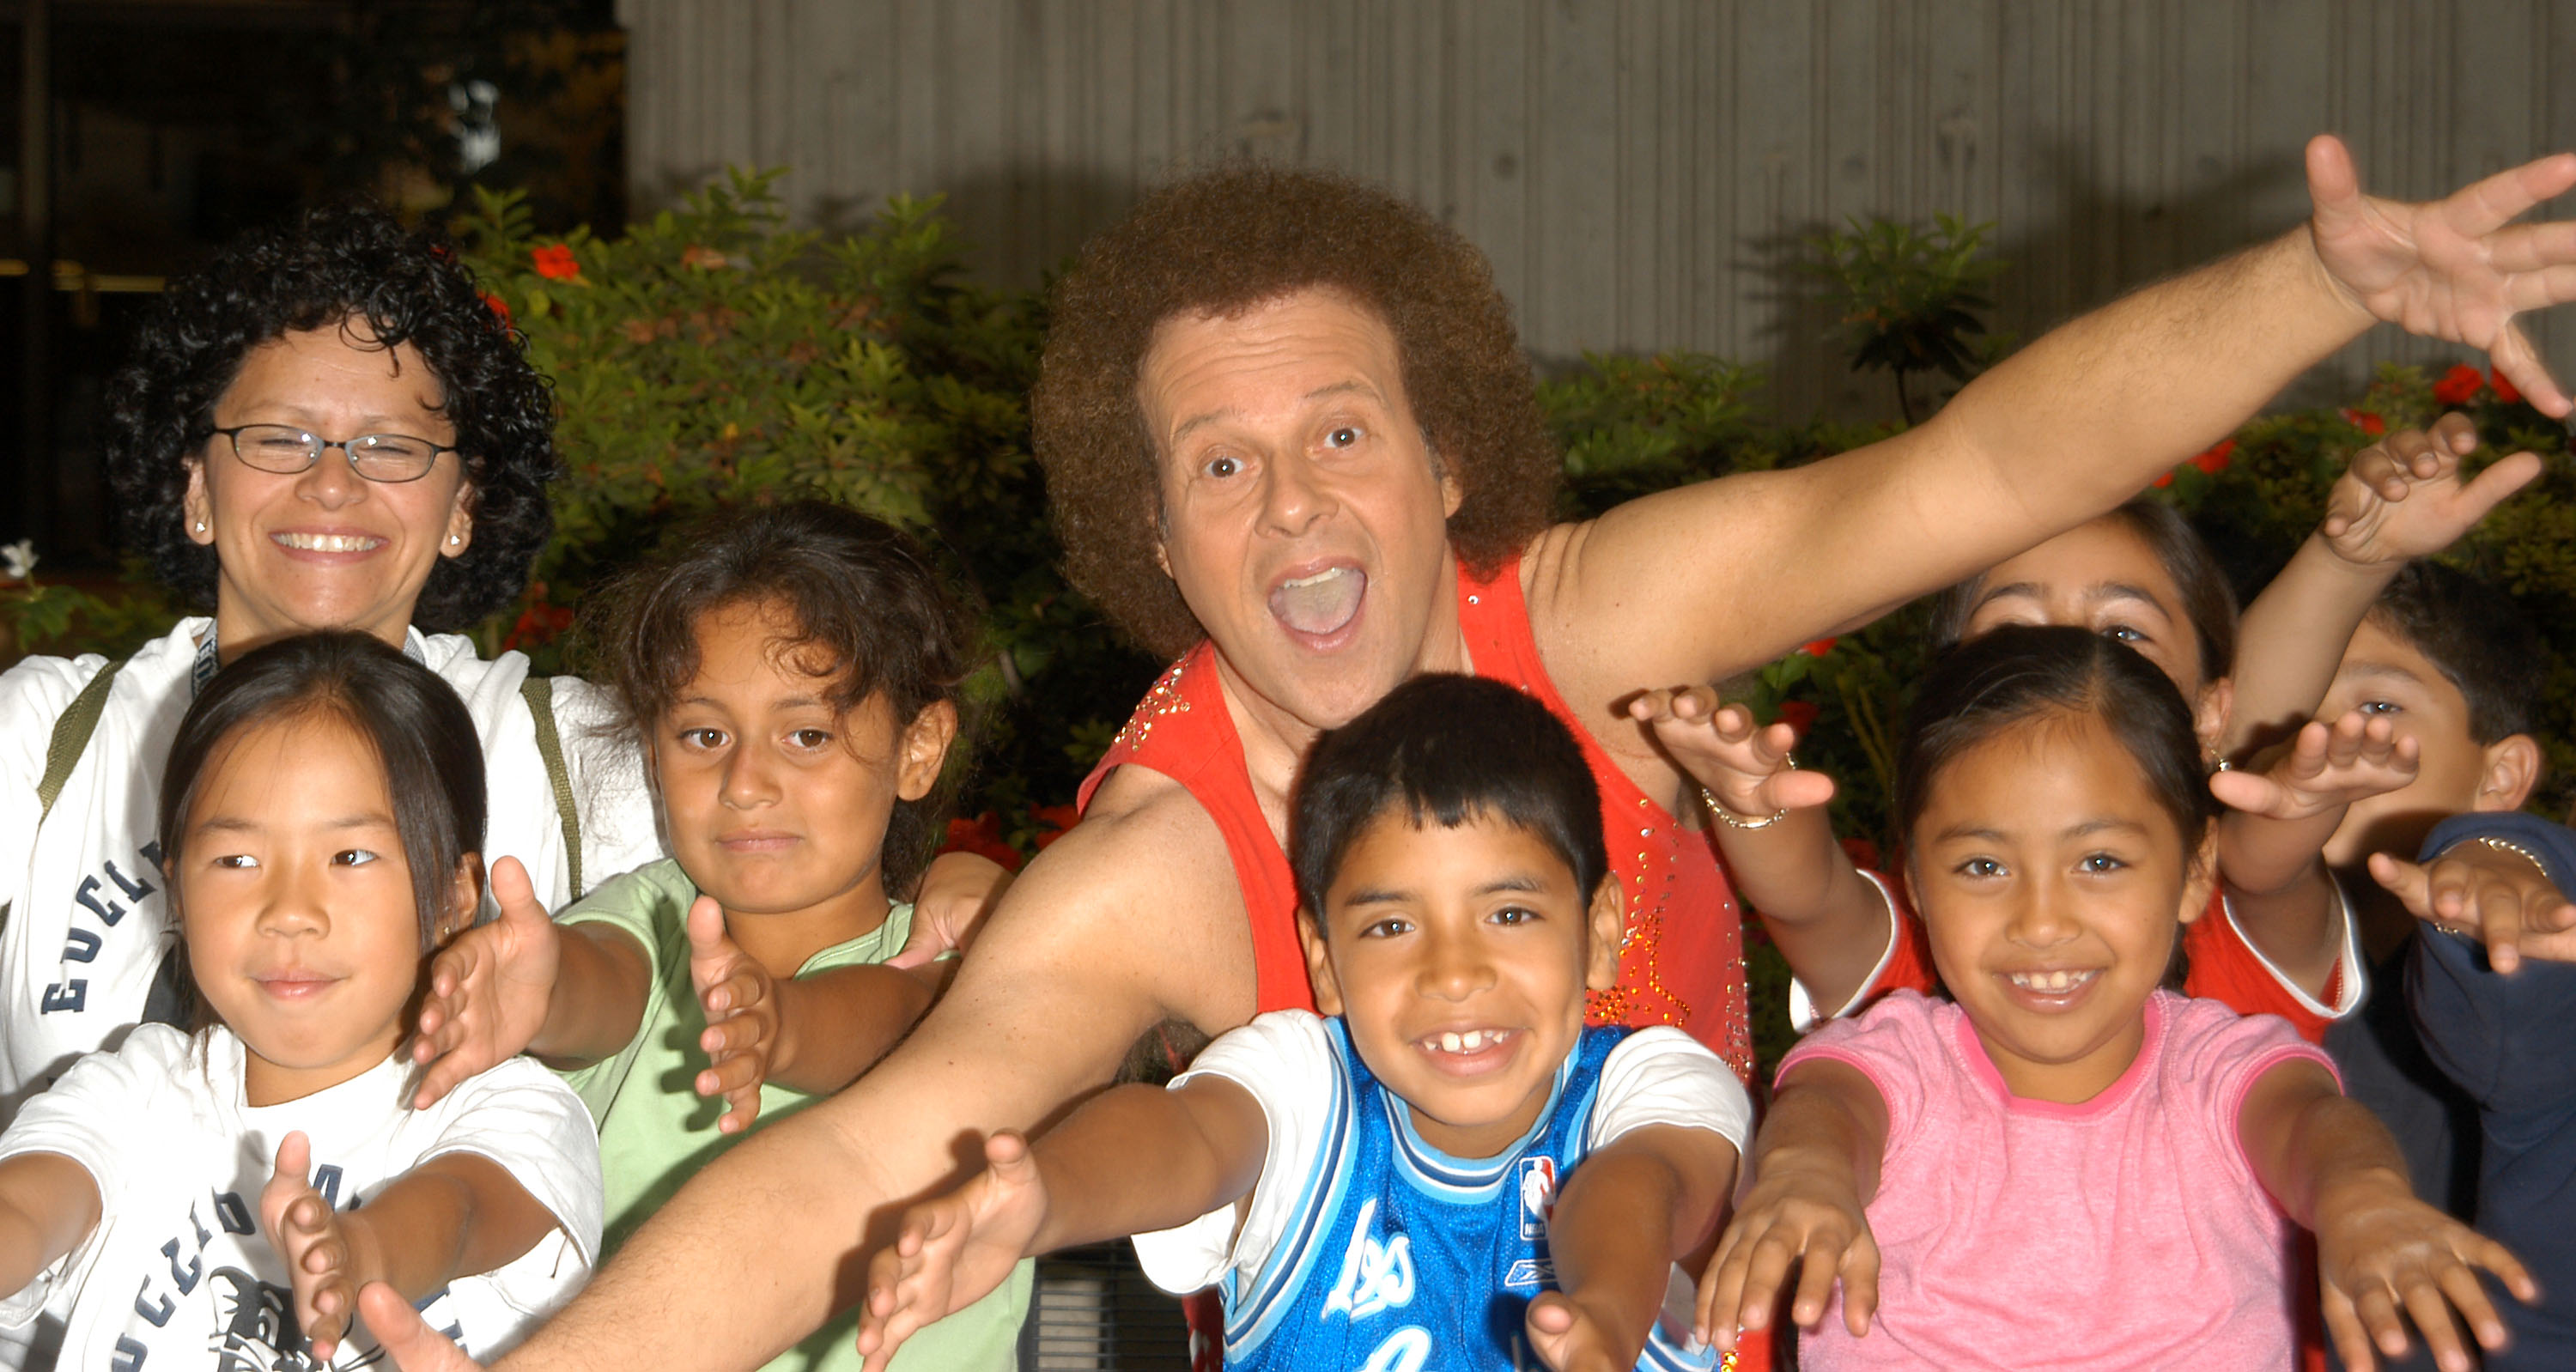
[7,659,125,943]
[39,659,123,824]
[519,674,585,901]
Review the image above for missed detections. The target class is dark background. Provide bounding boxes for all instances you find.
[0,0,624,571]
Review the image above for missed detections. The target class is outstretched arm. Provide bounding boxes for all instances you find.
[1526,1124,1740,1372]
[1534,137,2576,708]
[378,773,1257,1372]
[410,857,653,1108]
[859,1077,1268,1369]
[2212,710,2419,995]
[0,1152,100,1301]
[2239,1059,2537,1371]
[2226,414,2542,756]
[681,898,946,1132]
[2374,811,2576,972]
[1698,1059,1888,1355]
[260,1132,558,1363]
[1629,687,1887,1013]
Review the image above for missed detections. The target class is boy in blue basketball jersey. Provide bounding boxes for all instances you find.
[858,674,1753,1372]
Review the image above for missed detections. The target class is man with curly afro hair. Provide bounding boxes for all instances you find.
[371,138,2576,1372]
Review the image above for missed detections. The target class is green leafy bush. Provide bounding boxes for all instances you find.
[454,173,1159,823]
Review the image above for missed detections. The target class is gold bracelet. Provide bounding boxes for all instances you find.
[1702,755,1795,830]
[2472,835,2555,882]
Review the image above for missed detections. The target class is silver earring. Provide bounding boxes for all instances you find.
[193,520,206,533]
[449,534,463,545]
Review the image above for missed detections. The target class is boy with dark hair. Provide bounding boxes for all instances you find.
[2310,562,2550,1229]
[854,674,1751,1372]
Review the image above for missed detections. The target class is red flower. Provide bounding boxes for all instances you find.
[531,244,581,281]
[1798,637,1837,658]
[1777,700,1820,738]
[2433,363,2484,407]
[938,812,1024,872]
[1030,804,1080,850]
[2492,368,2523,405]
[1840,836,1881,873]
[2151,469,2175,489]
[2341,408,2387,436]
[478,291,513,330]
[500,600,574,653]
[2188,439,2235,476]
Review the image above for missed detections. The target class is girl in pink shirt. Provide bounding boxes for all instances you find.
[1697,624,2534,1372]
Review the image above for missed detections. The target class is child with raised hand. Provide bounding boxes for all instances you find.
[1697,625,2534,1372]
[0,632,600,1368]
[406,500,1030,1371]
[1647,416,2536,1041]
[858,673,1752,1372]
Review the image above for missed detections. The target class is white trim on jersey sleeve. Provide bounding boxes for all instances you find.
[1786,868,1905,1033]
[1582,1027,1753,1162]
[2221,880,2367,1020]
[1129,1009,1340,1298]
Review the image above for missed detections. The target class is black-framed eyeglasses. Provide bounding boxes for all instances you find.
[210,424,459,484]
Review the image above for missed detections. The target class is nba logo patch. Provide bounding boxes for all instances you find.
[1516,1156,1558,1240]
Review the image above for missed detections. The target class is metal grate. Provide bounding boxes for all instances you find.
[1020,1241,1192,1370]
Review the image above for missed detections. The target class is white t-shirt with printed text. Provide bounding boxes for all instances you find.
[0,1023,601,1369]
[0,617,661,1120]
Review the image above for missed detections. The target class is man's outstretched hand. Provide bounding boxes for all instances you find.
[360,1283,488,1371]
[2307,133,2576,416]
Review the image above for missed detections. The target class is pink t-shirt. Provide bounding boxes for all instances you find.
[1780,990,2335,1370]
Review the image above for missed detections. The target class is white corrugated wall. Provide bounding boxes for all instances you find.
[616,0,2576,420]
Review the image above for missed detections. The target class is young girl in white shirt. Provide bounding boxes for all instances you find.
[0,631,601,1369]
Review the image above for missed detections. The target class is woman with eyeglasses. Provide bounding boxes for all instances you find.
[0,203,666,1145]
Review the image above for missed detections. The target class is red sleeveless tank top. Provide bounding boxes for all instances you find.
[1078,553,1755,1081]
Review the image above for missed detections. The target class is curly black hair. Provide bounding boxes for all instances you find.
[1033,163,1560,658]
[101,202,558,632]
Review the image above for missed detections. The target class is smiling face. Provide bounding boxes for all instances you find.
[1959,518,2224,738]
[177,710,475,1106]
[1907,710,2210,1104]
[653,598,955,940]
[183,325,476,654]
[1141,288,1465,733]
[1299,810,1621,1158]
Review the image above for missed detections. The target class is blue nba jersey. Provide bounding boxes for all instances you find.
[1215,1019,1716,1371]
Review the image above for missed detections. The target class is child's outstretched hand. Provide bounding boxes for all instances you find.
[1629,686,1838,823]
[2321,411,2543,568]
[1523,1290,1634,1372]
[2211,710,2420,823]
[2315,1173,2537,1372]
[1696,1159,1879,1353]
[858,1130,1053,1372]
[2371,843,2576,972]
[686,895,783,1132]
[411,856,557,1109]
[260,1131,379,1363]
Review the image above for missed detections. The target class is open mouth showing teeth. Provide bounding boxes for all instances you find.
[274,532,385,553]
[2008,969,2099,993]
[1422,1028,1515,1055]
[1268,566,1365,637]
